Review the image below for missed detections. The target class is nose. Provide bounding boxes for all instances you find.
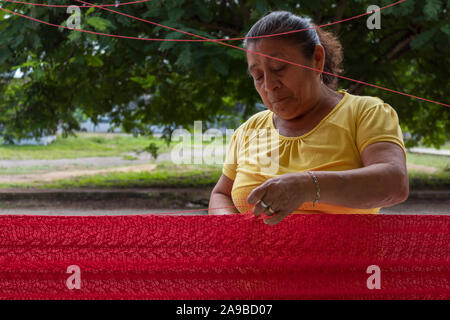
[262,72,281,94]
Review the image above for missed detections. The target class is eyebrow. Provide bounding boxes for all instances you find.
[247,52,287,75]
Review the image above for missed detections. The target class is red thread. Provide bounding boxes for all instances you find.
[79,0,450,107]
[3,0,406,42]
[2,0,152,8]
[1,0,447,107]
[0,214,448,299]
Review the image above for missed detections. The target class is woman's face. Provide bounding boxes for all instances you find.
[246,38,325,120]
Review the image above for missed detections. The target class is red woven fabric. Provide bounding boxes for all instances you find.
[0,214,449,300]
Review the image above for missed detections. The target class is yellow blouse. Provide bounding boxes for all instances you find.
[222,89,407,214]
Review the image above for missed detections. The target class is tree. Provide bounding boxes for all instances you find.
[0,0,448,147]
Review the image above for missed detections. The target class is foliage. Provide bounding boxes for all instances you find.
[0,0,449,147]
[143,141,160,160]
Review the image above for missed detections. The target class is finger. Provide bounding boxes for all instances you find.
[247,184,268,205]
[253,200,267,217]
[263,211,290,226]
[264,206,277,216]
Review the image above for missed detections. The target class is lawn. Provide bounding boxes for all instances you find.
[406,153,450,171]
[406,152,449,190]
[0,162,223,189]
[0,132,171,160]
[0,133,448,190]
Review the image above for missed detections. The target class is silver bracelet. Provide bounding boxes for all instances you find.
[307,171,320,207]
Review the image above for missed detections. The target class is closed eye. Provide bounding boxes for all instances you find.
[254,66,285,82]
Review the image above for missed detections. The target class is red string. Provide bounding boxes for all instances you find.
[79,0,449,107]
[1,1,447,107]
[2,0,407,42]
[2,0,152,8]
[0,214,448,299]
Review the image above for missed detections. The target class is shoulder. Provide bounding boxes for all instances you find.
[238,109,272,131]
[342,90,385,111]
[340,90,399,120]
[227,109,271,144]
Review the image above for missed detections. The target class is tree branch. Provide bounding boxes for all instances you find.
[348,32,416,94]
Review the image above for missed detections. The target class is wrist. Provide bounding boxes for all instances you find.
[306,171,320,207]
[290,172,318,205]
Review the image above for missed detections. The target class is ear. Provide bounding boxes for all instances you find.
[313,44,326,77]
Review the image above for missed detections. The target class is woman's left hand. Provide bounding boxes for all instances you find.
[247,172,315,225]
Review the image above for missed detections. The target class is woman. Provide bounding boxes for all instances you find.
[208,11,409,225]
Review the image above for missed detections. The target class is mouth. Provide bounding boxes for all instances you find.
[272,97,289,104]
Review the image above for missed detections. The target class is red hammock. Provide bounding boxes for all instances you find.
[0,214,449,299]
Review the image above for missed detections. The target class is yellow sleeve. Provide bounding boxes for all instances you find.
[222,127,241,180]
[356,103,407,158]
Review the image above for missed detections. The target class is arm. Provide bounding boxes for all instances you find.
[208,174,240,215]
[309,141,409,209]
[248,142,409,225]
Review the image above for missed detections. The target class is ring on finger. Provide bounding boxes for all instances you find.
[267,207,275,214]
[259,200,269,209]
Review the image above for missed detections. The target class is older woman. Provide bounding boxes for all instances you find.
[208,11,409,225]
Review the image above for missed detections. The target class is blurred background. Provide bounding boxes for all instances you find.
[0,0,448,214]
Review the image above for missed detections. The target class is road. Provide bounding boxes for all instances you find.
[1,197,448,215]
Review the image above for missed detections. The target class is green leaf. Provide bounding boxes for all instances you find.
[423,0,442,20]
[86,16,115,32]
[85,55,104,67]
[195,2,213,23]
[142,8,164,18]
[272,0,291,11]
[168,7,183,22]
[130,75,156,88]
[31,33,41,49]
[255,0,269,14]
[69,55,85,65]
[0,47,10,64]
[410,28,439,49]
[159,31,184,51]
[226,49,244,60]
[182,27,212,39]
[11,34,24,49]
[86,7,95,16]
[212,57,228,76]
[441,26,450,36]
[68,30,81,42]
[175,46,192,68]
[33,68,45,81]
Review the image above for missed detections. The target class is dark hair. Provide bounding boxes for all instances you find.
[243,11,344,90]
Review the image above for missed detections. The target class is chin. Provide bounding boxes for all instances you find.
[272,106,299,120]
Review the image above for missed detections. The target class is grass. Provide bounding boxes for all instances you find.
[0,162,223,189]
[442,141,450,150]
[408,170,450,190]
[1,160,448,190]
[0,132,171,160]
[406,152,450,171]
[0,164,94,175]
[0,133,448,190]
[121,155,139,161]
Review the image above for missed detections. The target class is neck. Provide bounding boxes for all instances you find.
[284,85,332,124]
[273,85,342,131]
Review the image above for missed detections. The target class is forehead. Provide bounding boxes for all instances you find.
[246,38,299,71]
